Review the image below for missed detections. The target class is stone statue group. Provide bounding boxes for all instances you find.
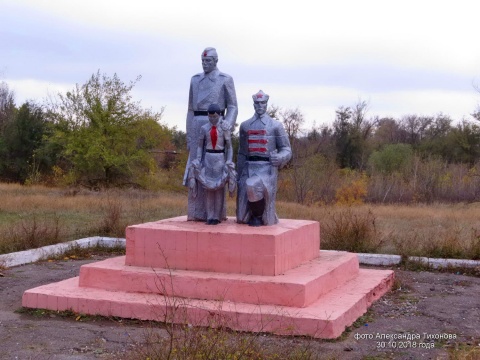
[184,47,292,226]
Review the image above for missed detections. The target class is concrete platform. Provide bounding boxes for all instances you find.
[22,217,394,339]
[23,266,393,339]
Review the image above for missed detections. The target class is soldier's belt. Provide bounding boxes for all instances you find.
[248,156,270,161]
[194,110,225,116]
[206,149,225,153]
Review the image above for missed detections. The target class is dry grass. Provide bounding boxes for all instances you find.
[277,202,480,259]
[1,183,480,259]
[448,343,480,360]
[367,203,480,259]
[128,325,319,360]
[0,183,187,254]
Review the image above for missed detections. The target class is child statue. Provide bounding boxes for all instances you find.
[188,104,236,225]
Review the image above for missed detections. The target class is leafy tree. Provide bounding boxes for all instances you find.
[333,105,352,168]
[1,102,48,182]
[0,81,16,135]
[448,120,480,164]
[417,114,453,160]
[46,71,171,188]
[171,129,187,150]
[0,82,17,174]
[368,143,413,175]
[333,100,375,169]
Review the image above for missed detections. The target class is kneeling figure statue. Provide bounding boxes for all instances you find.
[236,90,292,226]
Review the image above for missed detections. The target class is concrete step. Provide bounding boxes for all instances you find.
[78,251,359,308]
[22,267,394,339]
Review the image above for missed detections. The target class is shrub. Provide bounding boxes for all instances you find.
[468,228,480,260]
[368,143,413,175]
[420,226,465,259]
[0,214,63,253]
[321,208,382,253]
[335,172,368,206]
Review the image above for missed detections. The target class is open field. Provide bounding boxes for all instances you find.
[1,183,479,359]
[1,183,480,259]
[0,183,187,254]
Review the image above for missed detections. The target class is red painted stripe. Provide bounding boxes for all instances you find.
[248,147,268,153]
[248,139,268,144]
[248,130,266,135]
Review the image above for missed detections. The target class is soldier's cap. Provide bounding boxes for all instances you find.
[252,90,269,102]
[208,103,222,114]
[202,47,218,58]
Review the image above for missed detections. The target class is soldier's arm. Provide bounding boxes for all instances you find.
[237,124,248,178]
[222,76,238,132]
[225,130,233,164]
[272,122,292,168]
[195,128,205,163]
[186,79,195,151]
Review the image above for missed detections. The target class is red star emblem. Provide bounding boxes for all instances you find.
[256,94,263,99]
[203,52,207,57]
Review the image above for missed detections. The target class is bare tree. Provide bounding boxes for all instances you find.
[279,107,305,144]
[472,82,480,121]
[267,105,305,158]
[400,114,433,145]
[372,117,407,147]
[0,81,16,135]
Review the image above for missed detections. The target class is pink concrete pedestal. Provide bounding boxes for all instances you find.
[125,216,320,275]
[22,216,394,339]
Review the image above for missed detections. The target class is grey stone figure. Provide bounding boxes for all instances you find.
[184,47,238,221]
[236,90,292,226]
[189,104,236,225]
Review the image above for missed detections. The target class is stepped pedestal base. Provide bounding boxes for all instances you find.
[22,217,394,339]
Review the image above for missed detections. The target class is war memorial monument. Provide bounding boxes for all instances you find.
[22,48,394,339]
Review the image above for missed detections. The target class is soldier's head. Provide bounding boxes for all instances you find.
[252,90,269,116]
[201,47,218,74]
[208,103,222,126]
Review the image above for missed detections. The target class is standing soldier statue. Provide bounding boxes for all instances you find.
[236,90,292,226]
[184,47,238,221]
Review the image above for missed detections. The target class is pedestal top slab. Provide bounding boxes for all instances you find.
[125,216,320,275]
[129,216,317,235]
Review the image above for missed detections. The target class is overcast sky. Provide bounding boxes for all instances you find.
[2,0,479,132]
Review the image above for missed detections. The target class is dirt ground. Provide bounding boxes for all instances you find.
[1,256,479,360]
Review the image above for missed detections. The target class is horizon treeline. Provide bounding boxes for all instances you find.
[275,99,480,204]
[1,72,480,204]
